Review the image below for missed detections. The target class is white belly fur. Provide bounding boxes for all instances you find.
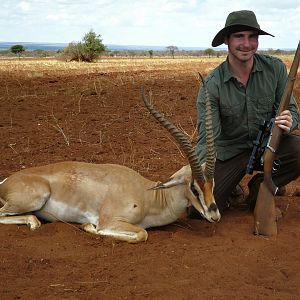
[35,198,99,225]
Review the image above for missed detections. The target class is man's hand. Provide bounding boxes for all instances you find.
[275,110,293,133]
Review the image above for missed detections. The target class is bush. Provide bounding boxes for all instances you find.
[63,42,84,61]
[63,30,106,62]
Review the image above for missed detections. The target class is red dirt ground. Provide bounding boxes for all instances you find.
[0,58,299,299]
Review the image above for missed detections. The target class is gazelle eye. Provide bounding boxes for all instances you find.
[190,183,199,197]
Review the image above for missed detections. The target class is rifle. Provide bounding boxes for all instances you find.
[246,107,283,175]
[254,40,300,236]
[246,119,276,174]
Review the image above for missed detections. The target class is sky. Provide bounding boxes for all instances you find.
[1,0,299,49]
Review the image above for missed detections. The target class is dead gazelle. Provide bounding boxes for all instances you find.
[0,77,220,243]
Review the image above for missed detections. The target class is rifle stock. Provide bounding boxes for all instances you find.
[254,40,300,236]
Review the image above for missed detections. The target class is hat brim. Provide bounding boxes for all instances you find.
[211,24,274,47]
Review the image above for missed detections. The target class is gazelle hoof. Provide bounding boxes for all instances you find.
[27,216,41,230]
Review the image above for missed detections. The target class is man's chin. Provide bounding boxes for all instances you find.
[238,52,254,62]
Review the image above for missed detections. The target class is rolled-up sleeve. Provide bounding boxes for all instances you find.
[275,60,299,131]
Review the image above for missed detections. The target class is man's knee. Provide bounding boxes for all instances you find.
[289,134,300,173]
[279,134,300,173]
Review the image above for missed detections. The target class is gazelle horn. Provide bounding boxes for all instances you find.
[198,73,216,180]
[141,86,205,186]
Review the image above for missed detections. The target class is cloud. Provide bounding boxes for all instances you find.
[18,1,31,12]
[0,0,299,48]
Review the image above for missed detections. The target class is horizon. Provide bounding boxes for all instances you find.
[0,41,297,52]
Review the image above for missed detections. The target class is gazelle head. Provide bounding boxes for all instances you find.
[141,74,220,222]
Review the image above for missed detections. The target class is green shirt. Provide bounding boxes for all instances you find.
[196,54,300,163]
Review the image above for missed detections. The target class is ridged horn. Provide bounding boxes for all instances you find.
[141,85,205,185]
[198,73,215,180]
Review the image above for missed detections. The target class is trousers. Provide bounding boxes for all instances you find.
[213,134,300,213]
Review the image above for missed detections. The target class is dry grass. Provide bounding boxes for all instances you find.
[0,55,298,106]
[0,57,226,77]
[0,55,295,75]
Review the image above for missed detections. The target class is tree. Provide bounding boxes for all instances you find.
[81,30,106,61]
[148,50,153,58]
[10,45,25,59]
[203,48,216,58]
[166,45,178,58]
[63,30,106,62]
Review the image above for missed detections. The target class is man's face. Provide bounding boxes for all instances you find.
[224,30,259,63]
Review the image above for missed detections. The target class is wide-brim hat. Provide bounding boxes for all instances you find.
[212,10,274,47]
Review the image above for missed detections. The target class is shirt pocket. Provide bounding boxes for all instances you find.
[253,95,274,124]
[220,103,244,137]
[220,103,242,124]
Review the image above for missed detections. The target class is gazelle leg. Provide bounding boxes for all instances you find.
[0,175,51,215]
[81,223,98,234]
[0,176,50,231]
[81,222,148,243]
[0,215,41,230]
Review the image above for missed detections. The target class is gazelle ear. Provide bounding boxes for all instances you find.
[149,176,185,190]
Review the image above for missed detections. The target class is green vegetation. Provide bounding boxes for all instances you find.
[10,44,25,58]
[63,30,106,62]
[0,40,296,60]
[203,48,216,57]
[166,45,178,58]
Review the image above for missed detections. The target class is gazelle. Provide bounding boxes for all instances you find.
[0,77,220,243]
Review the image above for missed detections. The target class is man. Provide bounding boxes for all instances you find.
[188,10,300,217]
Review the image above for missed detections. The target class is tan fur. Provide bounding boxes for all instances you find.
[0,161,220,243]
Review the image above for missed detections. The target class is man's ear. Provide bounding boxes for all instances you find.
[224,36,229,45]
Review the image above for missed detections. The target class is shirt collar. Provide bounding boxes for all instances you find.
[223,54,263,83]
